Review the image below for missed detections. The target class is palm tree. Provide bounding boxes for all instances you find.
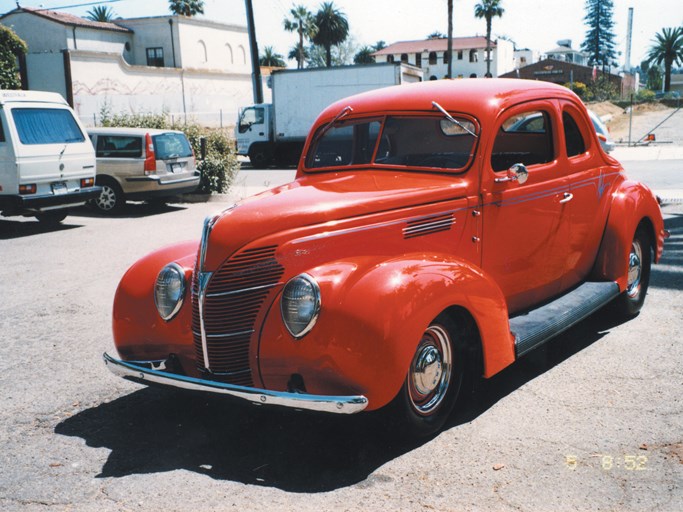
[86,6,116,22]
[474,0,505,77]
[288,43,310,65]
[647,27,683,92]
[168,0,204,17]
[354,46,375,64]
[312,2,349,67]
[284,4,317,69]
[260,46,286,68]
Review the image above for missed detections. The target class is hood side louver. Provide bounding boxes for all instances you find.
[403,213,456,239]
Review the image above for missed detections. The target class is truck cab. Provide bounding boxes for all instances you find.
[235,103,272,167]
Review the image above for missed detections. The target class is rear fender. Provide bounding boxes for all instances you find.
[112,240,199,366]
[258,253,515,410]
[592,180,665,289]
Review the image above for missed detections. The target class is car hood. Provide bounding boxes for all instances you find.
[203,170,471,270]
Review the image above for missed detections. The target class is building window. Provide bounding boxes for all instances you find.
[415,53,422,67]
[457,50,463,60]
[428,52,437,64]
[226,43,234,64]
[400,53,408,63]
[198,40,208,63]
[387,55,395,63]
[146,47,164,67]
[469,49,478,63]
[443,51,449,64]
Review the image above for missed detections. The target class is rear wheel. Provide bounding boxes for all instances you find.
[613,225,652,317]
[249,147,272,169]
[93,178,124,213]
[35,210,68,225]
[385,313,471,438]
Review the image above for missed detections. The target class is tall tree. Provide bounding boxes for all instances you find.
[284,4,317,69]
[312,2,349,67]
[259,46,286,67]
[168,0,204,17]
[580,0,616,73]
[647,27,683,92]
[0,25,27,90]
[86,6,116,22]
[474,0,504,77]
[447,0,453,78]
[354,46,375,64]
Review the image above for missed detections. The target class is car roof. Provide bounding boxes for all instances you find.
[315,78,581,126]
[87,127,185,136]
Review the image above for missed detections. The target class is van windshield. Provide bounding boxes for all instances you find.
[152,132,193,160]
[12,108,85,145]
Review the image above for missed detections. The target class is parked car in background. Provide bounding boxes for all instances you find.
[104,79,666,438]
[87,128,199,213]
[0,90,99,224]
[587,109,616,153]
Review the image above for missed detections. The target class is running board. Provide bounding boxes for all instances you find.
[511,282,620,357]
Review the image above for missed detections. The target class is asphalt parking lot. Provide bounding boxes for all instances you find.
[0,162,681,511]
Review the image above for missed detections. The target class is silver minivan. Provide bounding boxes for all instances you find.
[87,128,200,213]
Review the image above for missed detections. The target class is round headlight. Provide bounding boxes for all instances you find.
[154,263,186,321]
[281,273,321,338]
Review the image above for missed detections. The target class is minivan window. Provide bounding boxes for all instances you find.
[152,132,193,160]
[12,108,85,145]
[96,135,143,158]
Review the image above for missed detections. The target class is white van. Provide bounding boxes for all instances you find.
[0,90,99,224]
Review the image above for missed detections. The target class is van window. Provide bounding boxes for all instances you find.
[0,117,5,142]
[96,135,143,158]
[152,132,193,160]
[12,108,85,145]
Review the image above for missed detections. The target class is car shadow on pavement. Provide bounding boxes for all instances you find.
[55,311,628,493]
[70,202,188,219]
[0,218,81,240]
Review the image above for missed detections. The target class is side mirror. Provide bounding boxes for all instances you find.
[494,163,529,184]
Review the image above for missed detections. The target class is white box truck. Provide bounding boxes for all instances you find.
[0,90,99,224]
[235,63,423,168]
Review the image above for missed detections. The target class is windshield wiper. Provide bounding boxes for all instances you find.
[318,105,353,138]
[431,101,478,138]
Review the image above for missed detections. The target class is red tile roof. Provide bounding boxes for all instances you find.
[373,37,494,56]
[1,7,132,33]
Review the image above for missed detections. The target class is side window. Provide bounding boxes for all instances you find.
[146,47,164,67]
[0,117,5,142]
[96,135,143,158]
[491,110,554,172]
[237,107,264,134]
[563,112,586,157]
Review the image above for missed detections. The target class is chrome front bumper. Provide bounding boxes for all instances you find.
[103,352,369,414]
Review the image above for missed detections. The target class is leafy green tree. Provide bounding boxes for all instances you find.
[373,41,387,51]
[86,6,117,22]
[646,65,663,91]
[580,0,617,72]
[0,25,27,90]
[168,0,204,16]
[312,2,349,67]
[307,37,356,68]
[259,46,286,67]
[647,27,683,92]
[428,31,445,39]
[284,4,317,69]
[474,0,505,77]
[354,46,375,64]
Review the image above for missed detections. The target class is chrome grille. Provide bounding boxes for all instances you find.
[403,213,456,239]
[192,246,284,385]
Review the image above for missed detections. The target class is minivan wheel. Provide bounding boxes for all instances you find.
[35,210,68,225]
[93,178,124,213]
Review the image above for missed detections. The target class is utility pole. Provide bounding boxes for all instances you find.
[245,0,263,104]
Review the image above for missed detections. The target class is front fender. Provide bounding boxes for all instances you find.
[258,253,514,411]
[592,180,665,289]
[112,240,199,370]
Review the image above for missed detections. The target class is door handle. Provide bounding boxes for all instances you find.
[559,192,573,204]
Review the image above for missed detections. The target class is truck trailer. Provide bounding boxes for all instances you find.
[236,63,423,168]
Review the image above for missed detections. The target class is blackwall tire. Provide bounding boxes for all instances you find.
[35,210,68,225]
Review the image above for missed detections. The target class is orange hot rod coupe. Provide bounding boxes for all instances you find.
[105,79,666,437]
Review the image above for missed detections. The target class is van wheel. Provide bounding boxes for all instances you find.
[613,225,652,317]
[93,178,124,213]
[384,313,469,438]
[35,210,68,225]
[249,147,272,169]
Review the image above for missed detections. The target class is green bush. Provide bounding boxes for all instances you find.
[636,89,657,102]
[563,81,588,99]
[97,108,239,194]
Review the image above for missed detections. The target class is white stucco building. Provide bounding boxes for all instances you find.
[372,36,516,79]
[0,7,258,126]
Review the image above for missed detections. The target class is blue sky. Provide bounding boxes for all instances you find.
[2,0,681,67]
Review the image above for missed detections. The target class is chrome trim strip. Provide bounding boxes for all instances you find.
[104,352,368,414]
[125,176,200,185]
[197,214,219,370]
[207,282,279,298]
[192,329,254,339]
[404,217,455,235]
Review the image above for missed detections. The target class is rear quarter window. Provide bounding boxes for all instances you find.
[11,108,85,145]
[96,135,143,158]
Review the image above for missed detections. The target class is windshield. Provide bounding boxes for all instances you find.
[305,114,478,171]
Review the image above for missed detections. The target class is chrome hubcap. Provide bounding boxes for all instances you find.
[408,325,452,416]
[96,185,116,210]
[626,239,643,299]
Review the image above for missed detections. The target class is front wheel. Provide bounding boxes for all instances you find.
[35,210,68,225]
[613,225,652,317]
[385,313,470,438]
